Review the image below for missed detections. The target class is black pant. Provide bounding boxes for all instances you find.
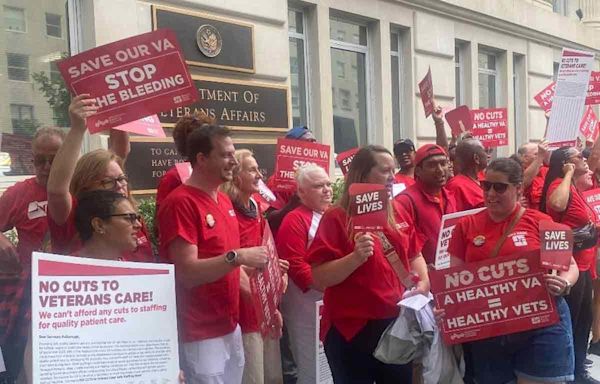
[565,269,593,374]
[324,319,412,384]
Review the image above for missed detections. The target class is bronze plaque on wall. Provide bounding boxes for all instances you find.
[159,77,289,132]
[125,137,276,194]
[152,5,254,73]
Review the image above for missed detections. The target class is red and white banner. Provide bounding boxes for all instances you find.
[58,29,198,133]
[533,82,556,113]
[434,208,486,270]
[430,250,559,345]
[113,114,166,137]
[418,67,434,117]
[349,183,388,231]
[32,252,179,383]
[336,147,359,175]
[250,224,283,336]
[582,188,600,224]
[470,108,508,148]
[539,220,573,271]
[273,138,330,192]
[445,105,472,137]
[579,106,598,141]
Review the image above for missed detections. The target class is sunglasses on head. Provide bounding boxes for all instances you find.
[481,181,510,193]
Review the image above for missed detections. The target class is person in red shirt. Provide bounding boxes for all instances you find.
[540,147,599,384]
[0,127,64,383]
[446,157,578,384]
[445,138,487,212]
[307,145,429,383]
[395,144,457,264]
[158,123,269,384]
[518,141,549,210]
[276,163,332,384]
[221,149,288,384]
[393,139,416,187]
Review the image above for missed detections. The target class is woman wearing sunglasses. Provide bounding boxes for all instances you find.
[447,157,578,384]
[540,147,598,384]
[46,94,153,262]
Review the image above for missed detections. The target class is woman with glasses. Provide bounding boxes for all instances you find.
[540,147,598,384]
[46,94,153,262]
[447,157,578,384]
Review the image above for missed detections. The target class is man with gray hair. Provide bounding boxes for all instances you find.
[275,163,332,384]
[445,138,487,211]
[518,140,549,210]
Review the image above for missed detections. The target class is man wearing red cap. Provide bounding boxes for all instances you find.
[395,144,457,264]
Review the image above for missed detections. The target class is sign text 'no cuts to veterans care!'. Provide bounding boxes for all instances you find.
[429,251,558,345]
[32,252,179,384]
[273,138,330,191]
[58,29,197,133]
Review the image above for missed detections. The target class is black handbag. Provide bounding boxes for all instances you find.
[573,222,598,251]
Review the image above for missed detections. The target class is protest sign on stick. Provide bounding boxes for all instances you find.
[336,147,359,176]
[539,220,573,271]
[32,252,179,384]
[418,67,434,117]
[349,183,388,231]
[58,29,198,133]
[445,105,472,136]
[430,250,559,345]
[273,138,330,192]
[434,208,486,270]
[470,108,508,148]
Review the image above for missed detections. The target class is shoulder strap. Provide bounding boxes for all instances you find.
[490,207,525,259]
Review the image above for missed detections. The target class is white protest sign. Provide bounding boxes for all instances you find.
[434,208,486,270]
[315,300,333,384]
[32,252,179,384]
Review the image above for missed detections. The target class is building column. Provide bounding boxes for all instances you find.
[580,0,600,30]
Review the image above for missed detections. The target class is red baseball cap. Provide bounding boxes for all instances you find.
[414,144,447,166]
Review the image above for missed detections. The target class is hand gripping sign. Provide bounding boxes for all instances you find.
[58,29,198,133]
[273,138,330,192]
[430,250,559,345]
[539,220,573,272]
[349,183,388,231]
[336,147,359,176]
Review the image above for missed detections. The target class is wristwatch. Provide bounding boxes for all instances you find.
[563,280,572,296]
[225,250,238,266]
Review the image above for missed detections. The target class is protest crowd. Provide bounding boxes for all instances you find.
[2,30,600,384]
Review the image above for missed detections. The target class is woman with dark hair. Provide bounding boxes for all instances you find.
[540,147,598,383]
[447,157,578,384]
[306,145,429,382]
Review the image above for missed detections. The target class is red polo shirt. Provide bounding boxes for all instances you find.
[445,174,484,212]
[276,204,322,292]
[448,206,551,262]
[395,181,457,263]
[394,173,416,187]
[234,199,264,334]
[159,185,241,341]
[525,166,548,211]
[545,178,595,271]
[306,207,413,342]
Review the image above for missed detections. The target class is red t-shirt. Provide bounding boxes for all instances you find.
[267,174,296,210]
[276,204,322,292]
[0,177,50,265]
[156,167,182,210]
[394,173,416,188]
[395,181,457,263]
[525,166,548,211]
[545,178,595,271]
[48,196,154,263]
[158,186,241,341]
[445,174,484,212]
[306,207,415,342]
[448,206,551,262]
[235,199,264,334]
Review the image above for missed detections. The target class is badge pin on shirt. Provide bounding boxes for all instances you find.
[473,235,486,247]
[206,214,215,228]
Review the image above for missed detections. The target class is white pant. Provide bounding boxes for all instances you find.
[280,281,323,384]
[241,332,284,384]
[182,325,245,384]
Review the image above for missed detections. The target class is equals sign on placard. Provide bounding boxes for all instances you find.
[488,298,502,309]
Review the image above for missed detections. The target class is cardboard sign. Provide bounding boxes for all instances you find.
[349,183,388,231]
[58,29,198,133]
[533,82,556,113]
[113,114,166,137]
[336,147,359,175]
[315,300,333,384]
[430,250,559,345]
[445,105,472,136]
[579,106,598,140]
[418,67,434,117]
[470,108,508,148]
[582,188,600,223]
[273,138,330,192]
[435,208,486,270]
[250,224,284,336]
[32,252,179,383]
[539,220,573,271]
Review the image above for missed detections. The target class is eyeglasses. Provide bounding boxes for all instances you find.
[33,155,55,167]
[99,175,129,190]
[481,181,510,194]
[107,213,141,225]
